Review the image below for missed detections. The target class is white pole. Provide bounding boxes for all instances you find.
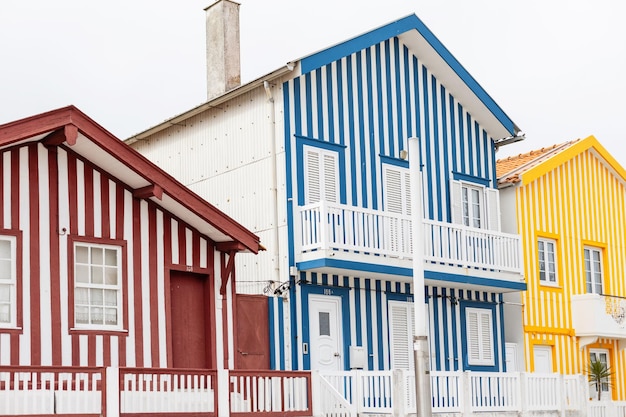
[409,137,432,417]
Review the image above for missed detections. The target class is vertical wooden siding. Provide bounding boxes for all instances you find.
[0,143,231,369]
[517,149,626,399]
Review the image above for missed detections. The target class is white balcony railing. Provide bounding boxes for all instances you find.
[298,201,522,274]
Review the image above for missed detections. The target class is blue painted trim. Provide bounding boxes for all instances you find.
[466,114,474,177]
[354,277,362,346]
[365,279,374,369]
[305,73,313,134]
[452,171,491,187]
[440,288,450,371]
[356,51,368,209]
[380,155,409,168]
[375,280,384,369]
[299,14,516,134]
[450,288,459,371]
[441,86,451,224]
[296,258,412,277]
[425,270,527,291]
[346,56,358,206]
[403,45,412,140]
[295,135,347,205]
[459,300,499,372]
[386,292,414,302]
[432,287,441,370]
[384,40,394,159]
[365,48,378,210]
[315,68,324,138]
[431,75,442,223]
[296,258,527,291]
[498,293,506,371]
[326,64,336,144]
[392,37,402,158]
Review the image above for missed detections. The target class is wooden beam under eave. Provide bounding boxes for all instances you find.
[216,241,247,252]
[42,124,78,146]
[133,184,163,200]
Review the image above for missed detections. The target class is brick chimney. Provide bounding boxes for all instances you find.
[205,0,241,100]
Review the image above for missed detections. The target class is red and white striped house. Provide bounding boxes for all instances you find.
[0,105,262,370]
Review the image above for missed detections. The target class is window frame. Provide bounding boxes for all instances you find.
[589,348,611,394]
[68,236,128,334]
[296,135,346,206]
[538,237,558,287]
[461,183,483,228]
[450,173,500,231]
[0,230,22,331]
[584,246,604,295]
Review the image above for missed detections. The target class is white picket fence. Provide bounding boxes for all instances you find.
[317,370,625,417]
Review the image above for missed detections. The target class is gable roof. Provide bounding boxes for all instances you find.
[127,13,520,143]
[0,106,260,253]
[497,135,626,187]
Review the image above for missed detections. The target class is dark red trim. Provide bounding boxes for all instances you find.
[163,216,173,368]
[219,251,236,296]
[207,242,216,369]
[10,149,20,364]
[28,144,41,365]
[42,124,78,147]
[148,205,159,367]
[68,329,130,337]
[47,147,62,365]
[220,251,229,369]
[101,174,110,239]
[132,198,144,367]
[133,184,162,200]
[177,224,186,266]
[116,185,127,367]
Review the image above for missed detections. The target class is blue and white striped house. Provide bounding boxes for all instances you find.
[128,0,526,376]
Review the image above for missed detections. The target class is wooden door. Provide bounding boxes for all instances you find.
[235,294,270,369]
[170,270,211,368]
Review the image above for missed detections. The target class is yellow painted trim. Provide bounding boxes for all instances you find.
[521,136,626,186]
[529,341,556,372]
[525,326,575,336]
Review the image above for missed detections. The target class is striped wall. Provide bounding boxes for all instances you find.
[516,148,626,399]
[0,142,235,369]
[269,273,505,372]
[273,37,506,372]
[283,36,498,225]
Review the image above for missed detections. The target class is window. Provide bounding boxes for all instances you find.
[466,307,494,366]
[590,349,610,395]
[462,184,482,228]
[0,235,17,327]
[74,242,122,329]
[584,246,603,294]
[538,238,558,285]
[304,145,339,204]
[450,179,500,231]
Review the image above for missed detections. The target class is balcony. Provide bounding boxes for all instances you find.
[571,293,626,349]
[295,202,524,290]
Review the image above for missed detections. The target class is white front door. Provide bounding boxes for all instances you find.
[309,295,343,370]
[505,343,518,372]
[533,345,553,373]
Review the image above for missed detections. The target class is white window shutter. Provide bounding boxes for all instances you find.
[485,187,501,231]
[304,146,339,204]
[466,307,494,366]
[383,165,412,215]
[305,148,321,203]
[389,301,414,370]
[450,180,462,224]
[323,153,338,203]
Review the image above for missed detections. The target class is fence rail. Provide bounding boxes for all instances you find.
[0,365,104,415]
[298,201,522,274]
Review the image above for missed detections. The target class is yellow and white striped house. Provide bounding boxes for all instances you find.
[497,135,626,401]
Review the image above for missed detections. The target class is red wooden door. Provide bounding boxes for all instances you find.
[235,294,270,369]
[170,271,211,368]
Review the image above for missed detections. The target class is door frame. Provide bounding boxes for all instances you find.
[165,266,215,368]
[301,284,350,370]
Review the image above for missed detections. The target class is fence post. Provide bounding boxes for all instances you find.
[217,369,229,417]
[392,370,405,417]
[461,371,472,417]
[105,367,120,417]
[519,372,527,415]
[310,371,321,417]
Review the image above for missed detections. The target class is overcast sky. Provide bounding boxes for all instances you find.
[1,0,625,162]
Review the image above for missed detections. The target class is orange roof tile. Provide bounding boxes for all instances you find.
[496,140,580,185]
